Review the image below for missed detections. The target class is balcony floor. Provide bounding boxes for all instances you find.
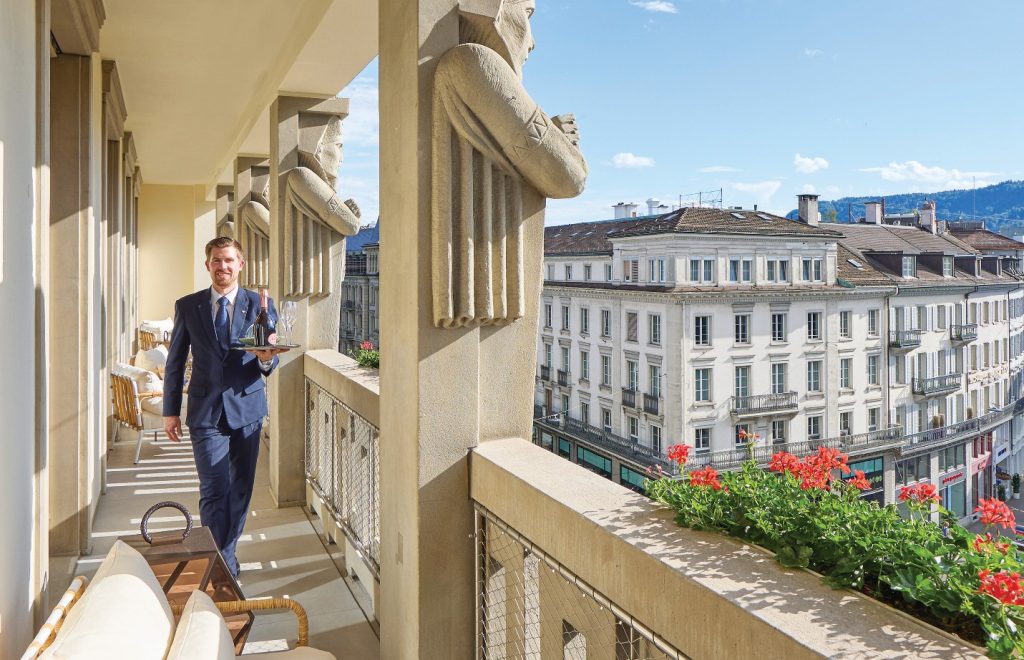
[59,430,379,658]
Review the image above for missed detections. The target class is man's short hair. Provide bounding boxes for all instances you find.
[205,236,244,260]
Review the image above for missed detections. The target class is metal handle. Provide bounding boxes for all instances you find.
[140,501,193,545]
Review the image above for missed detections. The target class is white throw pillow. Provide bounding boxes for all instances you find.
[116,363,163,394]
[165,590,236,660]
[40,540,173,659]
[135,346,168,373]
[140,318,174,335]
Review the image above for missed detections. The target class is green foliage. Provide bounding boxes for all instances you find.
[999,484,1008,501]
[646,462,1024,657]
[350,341,379,369]
[1013,474,1021,494]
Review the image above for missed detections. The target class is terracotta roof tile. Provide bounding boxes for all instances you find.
[949,228,1024,252]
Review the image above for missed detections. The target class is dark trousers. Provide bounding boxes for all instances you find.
[190,418,262,574]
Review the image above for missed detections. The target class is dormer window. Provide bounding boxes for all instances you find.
[564,264,572,280]
[623,258,639,282]
[942,256,954,277]
[902,256,916,278]
[728,258,752,283]
[801,258,823,282]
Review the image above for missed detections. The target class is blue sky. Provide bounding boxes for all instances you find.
[339,0,1024,226]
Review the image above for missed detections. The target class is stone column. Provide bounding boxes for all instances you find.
[123,135,139,351]
[378,1,586,656]
[234,156,270,288]
[215,184,234,239]
[267,96,355,505]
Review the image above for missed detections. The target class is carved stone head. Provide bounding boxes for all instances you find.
[460,0,536,79]
[314,115,344,188]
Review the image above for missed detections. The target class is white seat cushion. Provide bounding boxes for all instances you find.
[140,318,174,335]
[135,346,168,373]
[40,540,174,659]
[165,590,236,660]
[259,648,337,659]
[115,363,163,394]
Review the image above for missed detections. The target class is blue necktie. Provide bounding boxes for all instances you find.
[215,296,230,352]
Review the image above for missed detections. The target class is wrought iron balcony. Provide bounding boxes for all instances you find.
[730,391,798,417]
[912,373,962,397]
[643,393,660,415]
[557,369,570,387]
[950,323,978,342]
[621,387,638,409]
[889,329,923,349]
[540,365,551,381]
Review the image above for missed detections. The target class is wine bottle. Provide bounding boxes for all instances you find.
[254,288,276,346]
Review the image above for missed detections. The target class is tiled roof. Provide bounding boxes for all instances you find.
[615,207,843,239]
[346,223,380,252]
[949,228,1024,252]
[836,245,891,286]
[824,222,977,256]
[544,217,657,256]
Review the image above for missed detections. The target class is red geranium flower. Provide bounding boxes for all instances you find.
[688,467,722,491]
[849,470,871,491]
[360,341,375,351]
[898,483,940,505]
[667,444,690,466]
[976,498,1016,530]
[768,451,800,475]
[973,533,1012,554]
[979,569,1024,606]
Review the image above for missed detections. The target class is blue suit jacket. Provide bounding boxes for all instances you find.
[162,288,280,430]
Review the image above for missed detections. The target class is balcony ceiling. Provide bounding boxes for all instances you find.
[100,0,378,191]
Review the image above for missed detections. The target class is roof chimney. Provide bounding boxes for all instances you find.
[865,201,883,225]
[797,194,820,226]
[612,202,638,219]
[919,200,937,235]
[646,198,661,216]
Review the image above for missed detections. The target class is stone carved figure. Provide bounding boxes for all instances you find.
[284,114,361,297]
[216,186,235,240]
[237,160,271,288]
[432,0,587,328]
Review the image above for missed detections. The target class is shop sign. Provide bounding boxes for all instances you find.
[941,471,965,486]
[996,444,1010,461]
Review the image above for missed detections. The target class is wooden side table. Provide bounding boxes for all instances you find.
[121,502,253,653]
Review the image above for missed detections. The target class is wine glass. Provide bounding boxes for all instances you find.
[278,301,297,345]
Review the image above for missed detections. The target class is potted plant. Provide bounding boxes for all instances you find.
[1013,474,1021,500]
[998,484,1008,502]
[350,340,379,369]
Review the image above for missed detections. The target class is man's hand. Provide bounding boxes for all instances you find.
[253,348,287,362]
[164,416,183,443]
[551,113,581,148]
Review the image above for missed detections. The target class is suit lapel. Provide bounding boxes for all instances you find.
[231,289,250,347]
[196,289,221,355]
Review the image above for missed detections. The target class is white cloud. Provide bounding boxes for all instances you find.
[698,165,740,173]
[612,152,655,168]
[801,183,817,194]
[731,181,783,208]
[630,1,678,14]
[804,48,823,58]
[794,153,829,174]
[859,160,998,190]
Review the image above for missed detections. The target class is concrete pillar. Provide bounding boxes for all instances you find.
[267,96,352,506]
[234,156,270,288]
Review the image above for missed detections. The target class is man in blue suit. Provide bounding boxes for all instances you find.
[162,236,285,577]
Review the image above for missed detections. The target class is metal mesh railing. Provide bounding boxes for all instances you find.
[304,378,380,576]
[475,504,684,660]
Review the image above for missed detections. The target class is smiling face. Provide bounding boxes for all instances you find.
[205,245,245,292]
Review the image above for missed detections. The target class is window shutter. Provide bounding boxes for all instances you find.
[627,313,638,342]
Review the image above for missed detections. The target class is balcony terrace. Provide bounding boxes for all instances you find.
[557,369,570,387]
[622,387,638,409]
[951,323,979,342]
[643,392,661,415]
[913,373,963,397]
[730,391,799,418]
[889,329,924,350]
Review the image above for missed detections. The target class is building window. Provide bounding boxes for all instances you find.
[628,416,639,443]
[649,314,661,345]
[802,258,823,282]
[807,415,822,441]
[807,312,821,340]
[728,258,753,283]
[605,263,612,281]
[943,256,953,277]
[771,363,787,394]
[561,394,569,412]
[867,407,879,432]
[561,346,570,371]
[649,258,666,283]
[623,259,639,282]
[564,264,572,280]
[694,315,711,346]
[584,264,592,281]
[839,311,851,339]
[544,344,552,368]
[580,307,589,334]
[734,366,750,399]
[937,305,947,330]
[734,424,751,446]
[580,401,589,424]
[689,258,715,284]
[840,358,852,389]
[867,309,879,336]
[626,360,639,391]
[601,407,611,432]
[626,312,638,342]
[771,313,787,342]
[902,255,916,278]
[649,365,661,398]
[601,310,611,337]
[771,420,787,444]
[544,303,552,329]
[580,351,590,380]
[601,355,611,386]
[650,425,662,453]
[547,264,554,280]
[767,259,789,283]
[694,428,711,453]
[734,314,750,344]
[839,411,852,436]
[694,368,711,402]
[807,360,822,393]
[867,355,879,385]
[561,305,570,331]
